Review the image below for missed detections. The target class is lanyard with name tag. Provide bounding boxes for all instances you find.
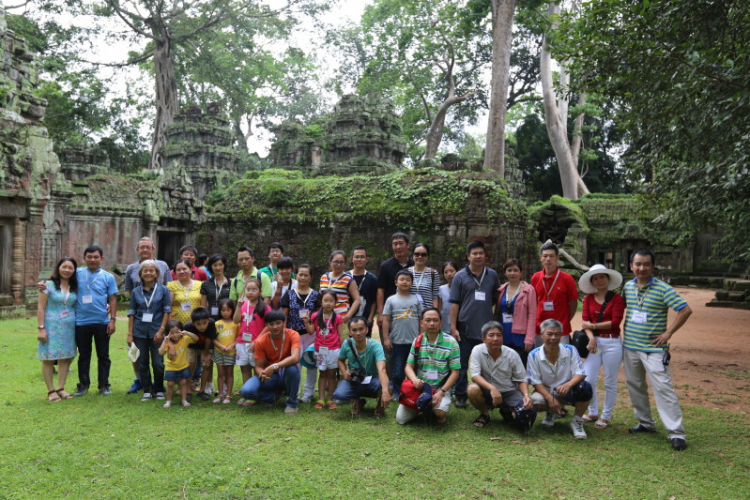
[543,301,554,311]
[632,311,648,323]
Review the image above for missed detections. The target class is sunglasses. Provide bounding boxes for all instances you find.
[413,252,428,257]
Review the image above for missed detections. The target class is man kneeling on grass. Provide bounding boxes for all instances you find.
[396,308,460,425]
[527,319,593,439]
[332,316,392,417]
[468,321,536,430]
[239,309,301,414]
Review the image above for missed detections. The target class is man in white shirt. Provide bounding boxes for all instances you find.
[527,319,593,439]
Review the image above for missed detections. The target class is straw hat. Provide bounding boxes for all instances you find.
[578,264,623,295]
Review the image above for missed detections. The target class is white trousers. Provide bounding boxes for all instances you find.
[624,348,686,440]
[583,337,623,420]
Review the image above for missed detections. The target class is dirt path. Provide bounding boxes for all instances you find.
[573,287,750,414]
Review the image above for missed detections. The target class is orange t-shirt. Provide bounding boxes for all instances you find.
[253,328,301,364]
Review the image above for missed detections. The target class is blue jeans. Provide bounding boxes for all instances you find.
[390,343,412,396]
[240,365,300,408]
[333,376,382,401]
[455,335,482,400]
[133,336,165,393]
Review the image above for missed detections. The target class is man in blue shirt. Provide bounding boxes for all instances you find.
[449,240,499,408]
[74,245,120,396]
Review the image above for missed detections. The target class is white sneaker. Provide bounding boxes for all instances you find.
[300,396,312,404]
[284,406,299,415]
[155,392,165,400]
[163,401,171,409]
[571,416,587,439]
[205,382,215,395]
[542,411,560,428]
[141,393,152,402]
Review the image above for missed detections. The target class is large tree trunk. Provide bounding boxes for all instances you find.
[424,92,475,160]
[540,2,589,199]
[150,35,178,170]
[483,0,517,176]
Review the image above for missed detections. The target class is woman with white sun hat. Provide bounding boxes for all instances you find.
[577,264,625,429]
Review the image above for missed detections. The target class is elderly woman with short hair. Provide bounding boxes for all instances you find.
[127,260,172,401]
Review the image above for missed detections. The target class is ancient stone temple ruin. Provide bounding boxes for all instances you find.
[0,6,745,315]
[269,94,407,176]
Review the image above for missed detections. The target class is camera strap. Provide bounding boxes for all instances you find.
[348,338,367,370]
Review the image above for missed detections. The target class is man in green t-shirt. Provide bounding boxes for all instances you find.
[333,316,392,417]
[396,308,460,425]
[229,246,272,303]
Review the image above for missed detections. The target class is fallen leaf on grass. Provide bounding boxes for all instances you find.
[489,437,502,441]
[284,437,292,442]
[363,452,371,457]
[303,469,312,473]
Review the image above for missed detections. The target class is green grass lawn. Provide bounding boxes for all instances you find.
[1,316,748,499]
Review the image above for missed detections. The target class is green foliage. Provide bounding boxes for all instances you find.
[554,0,750,260]
[206,168,525,229]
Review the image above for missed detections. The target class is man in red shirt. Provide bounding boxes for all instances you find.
[239,309,301,414]
[530,243,578,344]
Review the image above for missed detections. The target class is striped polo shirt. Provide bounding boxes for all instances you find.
[622,277,687,352]
[407,332,461,386]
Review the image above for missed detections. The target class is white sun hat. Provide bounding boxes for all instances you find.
[578,264,623,295]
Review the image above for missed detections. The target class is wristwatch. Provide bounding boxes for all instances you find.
[38,325,45,329]
[273,363,280,371]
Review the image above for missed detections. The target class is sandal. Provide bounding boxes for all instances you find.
[350,400,361,416]
[327,401,338,410]
[315,400,325,409]
[473,413,491,428]
[56,389,73,400]
[47,390,61,402]
[213,394,224,404]
[594,418,610,429]
[581,414,598,423]
[222,396,231,404]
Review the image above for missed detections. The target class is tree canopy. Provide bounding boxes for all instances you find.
[554,0,750,259]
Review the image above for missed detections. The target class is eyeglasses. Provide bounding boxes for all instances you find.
[331,261,346,265]
[413,253,428,257]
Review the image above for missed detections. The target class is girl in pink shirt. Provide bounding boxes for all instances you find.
[233,279,271,406]
[303,290,344,409]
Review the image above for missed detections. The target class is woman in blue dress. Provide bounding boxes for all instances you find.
[36,257,78,401]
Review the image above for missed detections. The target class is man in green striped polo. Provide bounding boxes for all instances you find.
[623,249,692,451]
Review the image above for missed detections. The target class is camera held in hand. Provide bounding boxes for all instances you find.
[349,368,366,385]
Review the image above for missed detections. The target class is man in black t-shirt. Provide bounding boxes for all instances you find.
[350,246,378,337]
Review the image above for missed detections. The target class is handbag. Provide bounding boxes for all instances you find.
[573,291,614,359]
[398,334,450,411]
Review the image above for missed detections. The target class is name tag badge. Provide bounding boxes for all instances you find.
[502,313,513,323]
[361,375,372,385]
[82,295,93,304]
[299,309,309,318]
[242,332,253,342]
[211,307,219,316]
[59,310,70,319]
[181,302,191,312]
[632,311,648,324]
[426,369,439,380]
[142,313,154,323]
[319,346,330,357]
[474,291,486,301]
[543,301,554,311]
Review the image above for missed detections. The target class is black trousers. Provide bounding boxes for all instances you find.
[75,323,111,390]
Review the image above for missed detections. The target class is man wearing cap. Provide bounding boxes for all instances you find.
[622,249,692,451]
[527,319,592,439]
[577,264,625,429]
[531,242,578,345]
[467,321,536,430]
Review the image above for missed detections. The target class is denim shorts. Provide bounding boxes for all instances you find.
[164,367,191,382]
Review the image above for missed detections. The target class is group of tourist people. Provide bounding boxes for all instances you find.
[35,233,692,450]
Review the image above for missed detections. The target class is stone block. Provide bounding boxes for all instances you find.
[727,291,747,302]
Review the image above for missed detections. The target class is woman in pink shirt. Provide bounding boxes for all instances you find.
[496,259,537,367]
